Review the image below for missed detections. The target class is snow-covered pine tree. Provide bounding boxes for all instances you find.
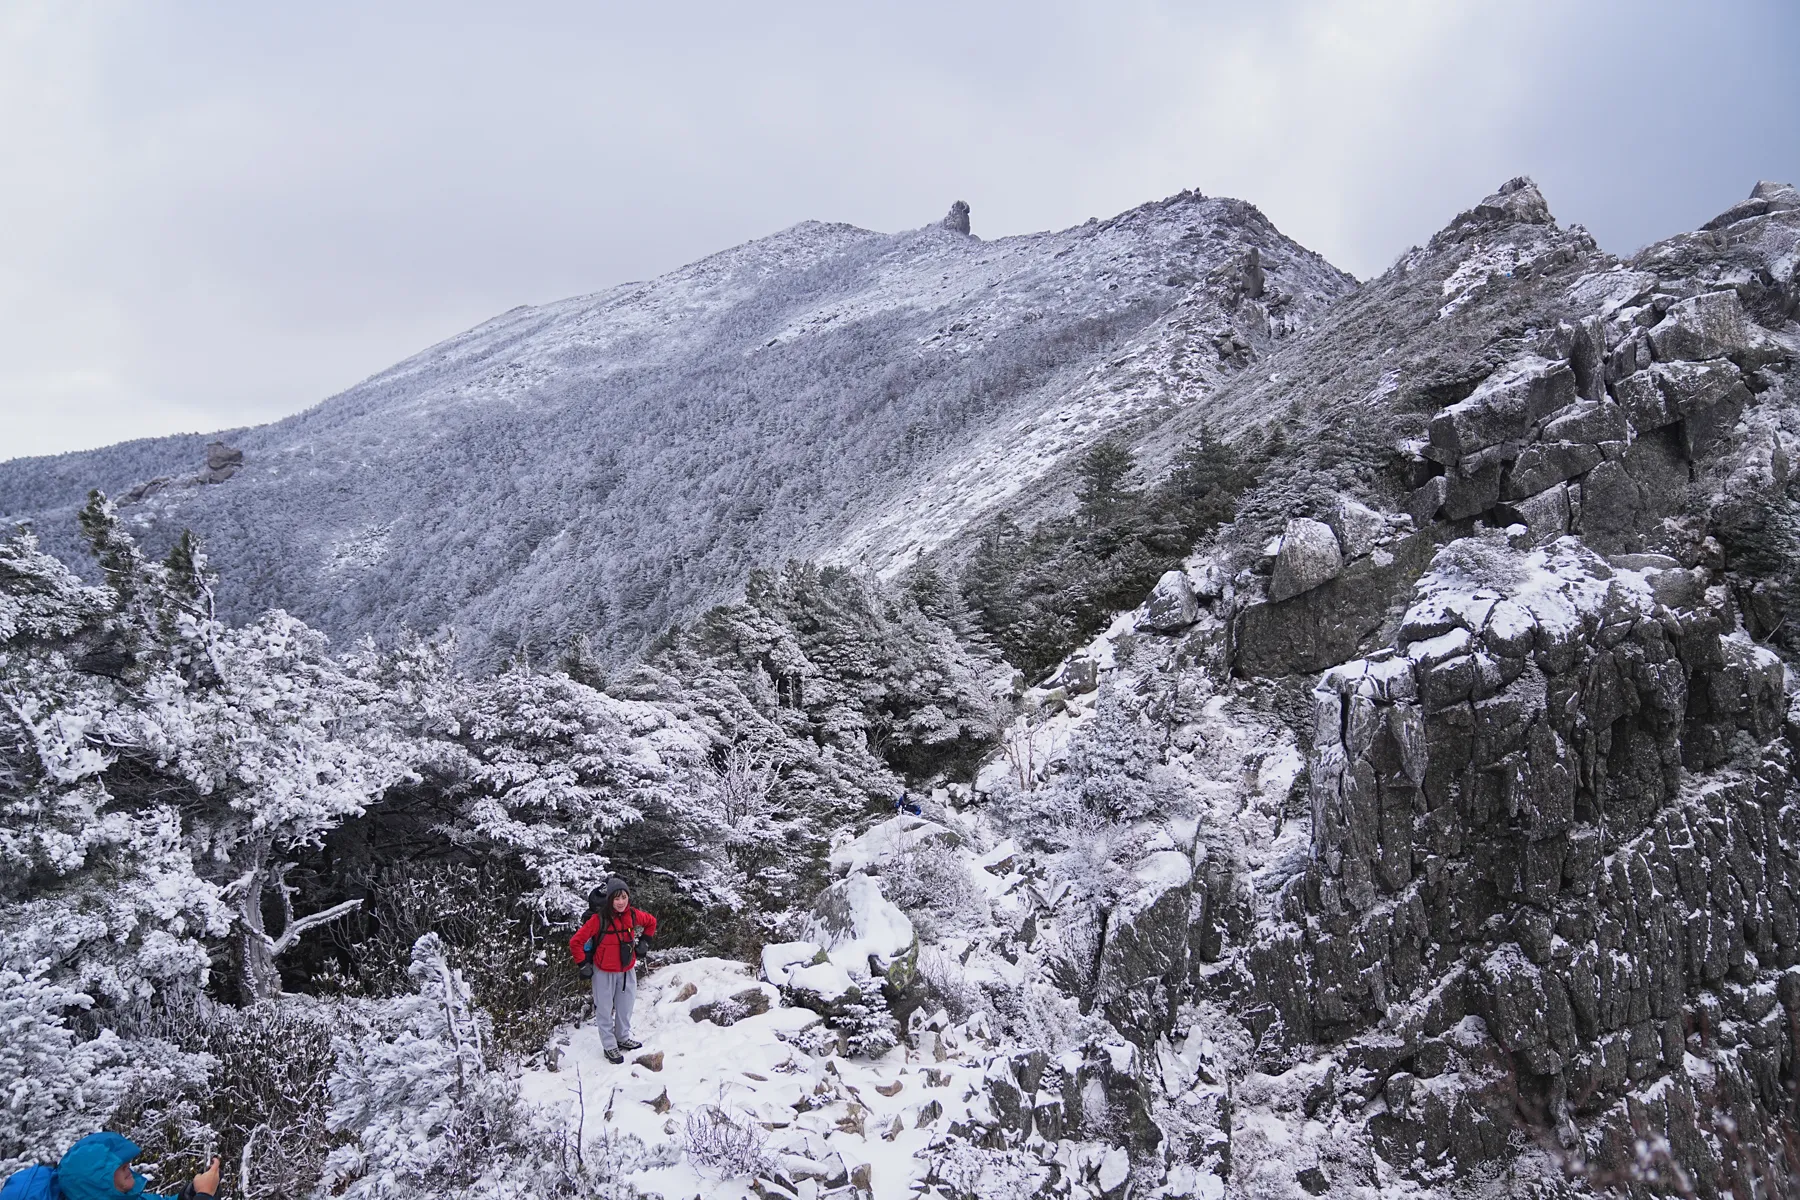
[2,500,415,1004]
[0,520,231,1003]
[450,664,709,915]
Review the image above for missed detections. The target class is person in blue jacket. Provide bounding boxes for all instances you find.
[1,1133,221,1200]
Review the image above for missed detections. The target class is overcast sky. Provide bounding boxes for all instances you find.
[2,1,1795,460]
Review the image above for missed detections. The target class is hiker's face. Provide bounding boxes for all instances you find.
[612,891,629,912]
[113,1165,135,1192]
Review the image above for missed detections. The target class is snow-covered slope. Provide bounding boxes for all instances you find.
[0,197,1351,665]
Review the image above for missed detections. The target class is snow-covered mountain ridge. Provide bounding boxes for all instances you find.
[0,194,1351,665]
[8,174,1800,1200]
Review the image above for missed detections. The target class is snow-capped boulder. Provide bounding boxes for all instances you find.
[1268,517,1343,602]
[1140,569,1200,632]
[1325,499,1387,562]
[761,940,824,988]
[803,873,918,989]
[784,959,862,1018]
[942,199,971,235]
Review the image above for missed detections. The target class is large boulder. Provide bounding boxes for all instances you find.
[804,872,919,991]
[1500,441,1602,500]
[1540,399,1628,444]
[1269,518,1344,602]
[1648,290,1748,362]
[942,200,971,235]
[1141,569,1201,632]
[1093,851,1196,1048]
[1326,499,1388,562]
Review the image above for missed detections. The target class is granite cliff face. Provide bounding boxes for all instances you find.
[1026,177,1800,1197]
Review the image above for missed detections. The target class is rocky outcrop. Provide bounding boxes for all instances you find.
[1141,570,1200,632]
[1435,176,1556,246]
[1092,850,1196,1048]
[1426,356,1578,466]
[1203,178,1800,1194]
[118,442,243,505]
[1247,536,1795,1184]
[942,200,971,235]
[201,441,243,484]
[1235,505,1432,677]
[1241,246,1265,300]
[1235,529,1437,677]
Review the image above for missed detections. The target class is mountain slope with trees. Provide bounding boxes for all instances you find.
[0,197,1352,670]
[6,177,1800,1199]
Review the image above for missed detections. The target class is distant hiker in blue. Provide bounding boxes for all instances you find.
[0,1134,221,1200]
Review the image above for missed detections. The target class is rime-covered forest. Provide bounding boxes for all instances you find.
[1,489,1010,1195]
[8,176,1800,1200]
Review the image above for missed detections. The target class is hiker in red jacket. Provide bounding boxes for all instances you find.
[570,874,657,1063]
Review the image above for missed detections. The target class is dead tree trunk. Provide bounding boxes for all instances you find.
[231,836,362,1003]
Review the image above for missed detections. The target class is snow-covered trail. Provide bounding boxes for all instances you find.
[519,956,1003,1199]
[513,568,1314,1200]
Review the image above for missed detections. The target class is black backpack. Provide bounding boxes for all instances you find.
[582,889,638,972]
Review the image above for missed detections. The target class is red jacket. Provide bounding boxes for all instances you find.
[571,907,657,972]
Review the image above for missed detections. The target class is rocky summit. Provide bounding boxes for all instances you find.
[4,177,1800,1200]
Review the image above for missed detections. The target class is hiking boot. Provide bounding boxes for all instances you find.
[604,1048,624,1064]
[617,1038,643,1052]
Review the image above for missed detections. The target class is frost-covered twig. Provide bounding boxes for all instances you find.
[269,899,363,958]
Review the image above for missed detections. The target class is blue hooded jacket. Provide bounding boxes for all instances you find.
[54,1134,183,1200]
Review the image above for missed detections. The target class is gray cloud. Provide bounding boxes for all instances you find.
[2,0,1794,458]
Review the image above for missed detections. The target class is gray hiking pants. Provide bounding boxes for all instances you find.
[591,967,637,1051]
